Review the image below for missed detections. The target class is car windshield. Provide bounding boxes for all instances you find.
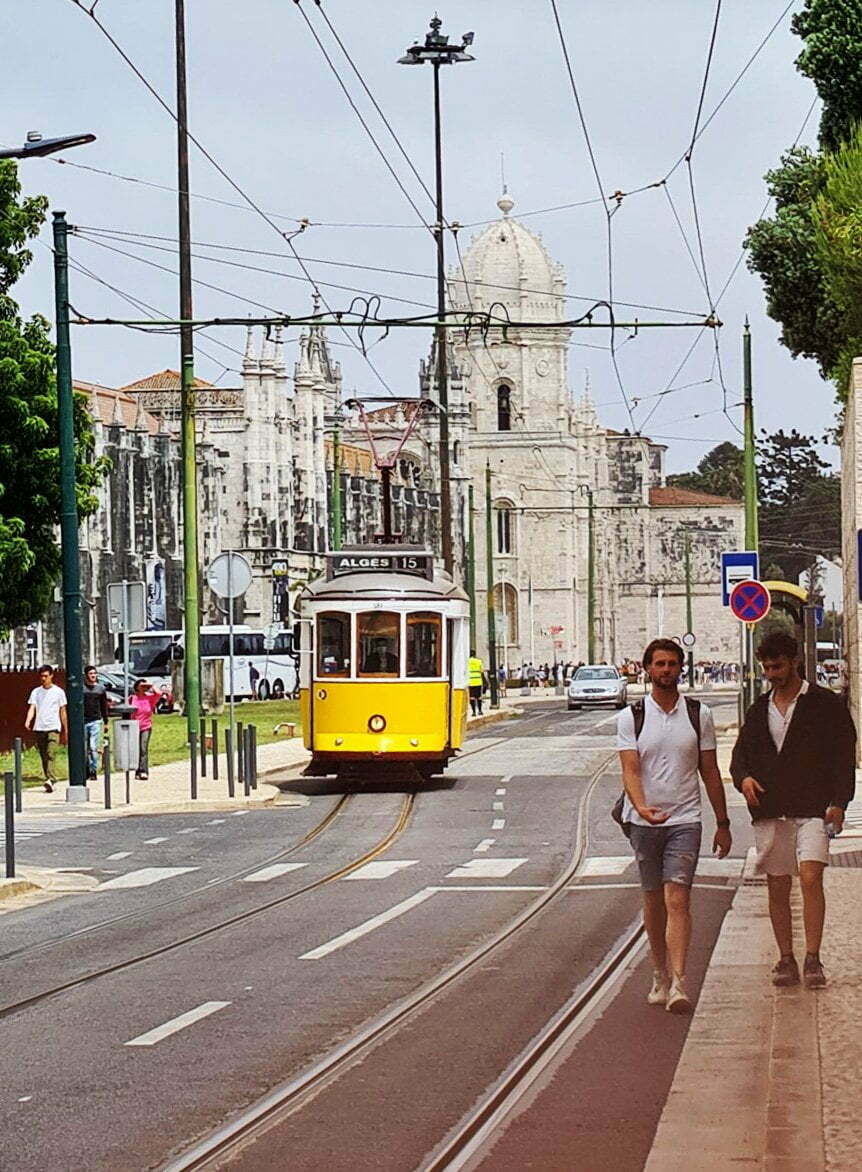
[574,668,617,681]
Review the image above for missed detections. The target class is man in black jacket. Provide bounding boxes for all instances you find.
[731,630,856,989]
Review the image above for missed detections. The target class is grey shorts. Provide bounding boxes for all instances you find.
[628,822,702,891]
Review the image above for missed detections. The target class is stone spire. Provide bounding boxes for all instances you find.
[242,321,257,372]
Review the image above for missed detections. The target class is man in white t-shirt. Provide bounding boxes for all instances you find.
[617,638,732,1013]
[25,665,68,793]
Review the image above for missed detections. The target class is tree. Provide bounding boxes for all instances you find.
[0,160,105,629]
[666,441,743,498]
[744,0,862,395]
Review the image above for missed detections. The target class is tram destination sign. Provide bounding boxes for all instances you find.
[326,549,434,580]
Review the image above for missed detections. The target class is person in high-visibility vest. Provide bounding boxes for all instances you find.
[468,650,487,716]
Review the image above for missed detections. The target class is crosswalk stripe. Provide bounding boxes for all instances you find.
[99,867,198,890]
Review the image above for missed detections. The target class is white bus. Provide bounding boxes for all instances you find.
[123,626,299,701]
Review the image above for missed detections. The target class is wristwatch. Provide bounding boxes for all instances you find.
[716,818,730,829]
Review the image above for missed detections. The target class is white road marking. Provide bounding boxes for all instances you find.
[300,890,435,959]
[107,851,132,861]
[565,881,736,892]
[593,710,624,729]
[124,1001,230,1047]
[474,839,496,852]
[100,867,198,890]
[446,858,528,879]
[492,801,504,811]
[579,856,633,877]
[144,837,168,845]
[696,857,745,877]
[231,810,249,816]
[492,819,506,831]
[435,885,547,892]
[344,859,418,880]
[242,863,307,883]
[176,828,198,835]
[207,819,226,825]
[17,1096,32,1103]
[495,788,507,796]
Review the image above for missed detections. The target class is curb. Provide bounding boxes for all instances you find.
[0,878,40,903]
[467,708,522,732]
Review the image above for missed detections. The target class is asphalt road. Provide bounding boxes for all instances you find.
[0,696,748,1172]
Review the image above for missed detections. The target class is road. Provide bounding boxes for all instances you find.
[0,696,748,1171]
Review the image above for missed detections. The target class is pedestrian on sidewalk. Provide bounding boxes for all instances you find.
[498,664,507,698]
[468,649,487,716]
[24,665,68,793]
[129,679,160,780]
[730,630,856,990]
[83,665,109,781]
[617,638,731,1014]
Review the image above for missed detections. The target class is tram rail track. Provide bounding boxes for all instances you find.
[161,748,621,1172]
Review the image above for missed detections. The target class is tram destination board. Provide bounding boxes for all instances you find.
[326,547,434,580]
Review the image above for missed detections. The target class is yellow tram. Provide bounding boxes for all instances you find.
[298,547,470,779]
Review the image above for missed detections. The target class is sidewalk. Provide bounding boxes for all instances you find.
[646,790,862,1172]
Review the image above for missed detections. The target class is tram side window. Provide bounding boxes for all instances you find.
[357,612,400,676]
[406,612,441,677]
[317,612,351,676]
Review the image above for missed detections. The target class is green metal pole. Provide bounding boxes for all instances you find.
[484,463,499,708]
[466,482,476,647]
[743,317,759,553]
[587,488,595,663]
[176,0,201,736]
[684,528,694,687]
[52,211,86,794]
[432,60,454,576]
[331,425,342,550]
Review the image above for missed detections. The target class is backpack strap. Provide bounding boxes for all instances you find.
[684,696,702,751]
[631,699,645,740]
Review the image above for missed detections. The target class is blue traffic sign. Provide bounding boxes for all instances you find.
[730,579,771,623]
[721,550,760,606]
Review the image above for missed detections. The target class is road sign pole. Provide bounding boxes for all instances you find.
[228,551,236,757]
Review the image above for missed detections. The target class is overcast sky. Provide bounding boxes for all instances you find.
[3,0,835,473]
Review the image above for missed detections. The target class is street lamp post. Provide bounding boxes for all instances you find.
[575,484,595,662]
[399,17,475,578]
[4,131,96,800]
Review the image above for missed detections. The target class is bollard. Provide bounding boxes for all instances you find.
[250,724,258,789]
[190,731,198,800]
[13,736,23,814]
[200,717,207,778]
[211,719,219,781]
[103,736,112,811]
[225,727,235,798]
[237,721,244,792]
[4,771,15,879]
[243,727,251,798]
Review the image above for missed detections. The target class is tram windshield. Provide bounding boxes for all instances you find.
[317,612,351,676]
[406,612,441,677]
[358,612,400,676]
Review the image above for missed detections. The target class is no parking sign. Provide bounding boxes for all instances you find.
[729,579,771,623]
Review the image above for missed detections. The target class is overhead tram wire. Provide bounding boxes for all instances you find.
[548,0,636,432]
[66,0,396,396]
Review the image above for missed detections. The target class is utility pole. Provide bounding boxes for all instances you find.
[743,317,759,709]
[52,212,87,799]
[684,528,694,688]
[176,0,201,735]
[484,462,499,707]
[331,420,342,550]
[399,17,475,578]
[466,483,476,646]
[576,484,595,662]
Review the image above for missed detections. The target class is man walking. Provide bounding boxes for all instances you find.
[83,665,109,781]
[468,649,487,716]
[25,665,68,793]
[731,630,855,989]
[618,638,731,1013]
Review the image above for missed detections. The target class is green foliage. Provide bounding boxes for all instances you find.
[793,0,862,151]
[757,429,840,580]
[0,160,106,630]
[666,441,743,498]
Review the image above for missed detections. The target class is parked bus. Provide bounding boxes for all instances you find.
[122,625,299,701]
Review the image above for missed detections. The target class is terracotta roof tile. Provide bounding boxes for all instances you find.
[650,486,740,507]
[120,369,214,391]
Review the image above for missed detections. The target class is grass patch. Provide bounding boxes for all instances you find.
[2,699,301,786]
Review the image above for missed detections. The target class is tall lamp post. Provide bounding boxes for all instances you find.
[399,17,475,578]
[2,130,96,800]
[575,484,595,662]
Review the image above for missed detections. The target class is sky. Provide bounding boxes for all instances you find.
[2,0,838,474]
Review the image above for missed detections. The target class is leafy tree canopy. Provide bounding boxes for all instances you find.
[0,160,105,630]
[793,0,862,151]
[667,441,743,498]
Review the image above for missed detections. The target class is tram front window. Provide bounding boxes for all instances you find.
[358,612,400,676]
[407,612,441,677]
[317,612,351,676]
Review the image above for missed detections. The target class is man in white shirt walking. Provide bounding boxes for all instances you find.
[25,665,68,793]
[617,639,732,1013]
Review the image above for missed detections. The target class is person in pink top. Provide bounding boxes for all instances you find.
[129,679,160,780]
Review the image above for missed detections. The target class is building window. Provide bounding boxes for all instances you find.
[492,583,519,644]
[496,506,513,554]
[497,385,512,431]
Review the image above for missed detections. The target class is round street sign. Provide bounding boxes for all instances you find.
[730,579,771,623]
[207,551,252,599]
[681,632,696,647]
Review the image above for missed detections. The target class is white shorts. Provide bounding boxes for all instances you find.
[753,817,829,876]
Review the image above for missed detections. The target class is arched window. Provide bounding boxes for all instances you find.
[495,503,514,554]
[492,583,519,644]
[497,384,512,431]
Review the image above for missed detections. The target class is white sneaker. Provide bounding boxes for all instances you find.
[648,971,670,1005]
[666,976,692,1014]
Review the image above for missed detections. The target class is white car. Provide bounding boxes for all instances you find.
[567,665,627,710]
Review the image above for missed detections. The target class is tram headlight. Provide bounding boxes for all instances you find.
[368,714,386,733]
